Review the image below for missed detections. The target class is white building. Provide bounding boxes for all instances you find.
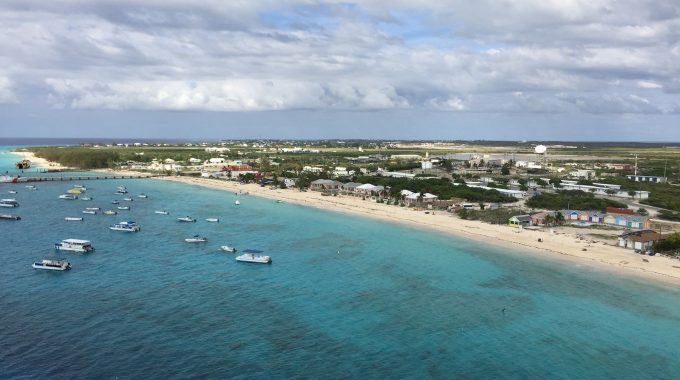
[205,147,230,153]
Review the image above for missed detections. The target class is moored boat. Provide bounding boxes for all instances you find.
[234,200,241,205]
[67,188,83,194]
[235,250,272,264]
[205,218,220,222]
[15,159,31,169]
[55,239,94,252]
[82,210,97,215]
[137,194,148,198]
[185,235,208,243]
[0,214,21,220]
[103,210,118,215]
[177,216,196,222]
[25,185,36,189]
[111,200,119,204]
[59,194,78,200]
[220,245,237,253]
[32,259,71,271]
[86,207,100,211]
[80,197,93,201]
[64,217,83,221]
[0,199,18,207]
[122,197,134,201]
[155,210,169,215]
[109,221,140,232]
[117,206,130,210]
[8,190,17,194]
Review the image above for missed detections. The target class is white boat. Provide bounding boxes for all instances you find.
[234,200,241,205]
[86,207,100,211]
[0,214,21,220]
[109,221,140,232]
[104,210,118,215]
[235,250,272,264]
[185,235,208,243]
[59,194,78,200]
[55,239,94,252]
[117,185,127,191]
[205,218,220,222]
[64,217,83,221]
[8,190,17,194]
[32,259,71,271]
[74,184,86,189]
[111,200,119,204]
[117,206,130,210]
[137,194,148,198]
[122,197,134,201]
[220,245,237,253]
[0,199,18,207]
[25,185,36,190]
[155,210,169,215]
[82,210,97,215]
[80,197,93,201]
[177,216,196,222]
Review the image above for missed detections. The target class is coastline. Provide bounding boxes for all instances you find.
[153,175,680,287]
[10,150,69,170]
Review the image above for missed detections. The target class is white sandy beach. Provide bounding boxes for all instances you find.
[152,175,680,287]
[10,150,69,170]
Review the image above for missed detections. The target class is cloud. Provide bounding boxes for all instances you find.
[1,1,680,114]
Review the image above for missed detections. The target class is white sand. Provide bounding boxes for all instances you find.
[10,150,69,170]
[154,176,680,287]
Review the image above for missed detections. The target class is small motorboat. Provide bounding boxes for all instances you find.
[8,190,17,194]
[59,194,77,200]
[234,200,241,205]
[122,197,134,201]
[86,207,100,211]
[205,218,220,223]
[177,216,196,222]
[111,200,120,204]
[220,245,237,253]
[64,217,83,221]
[109,221,140,232]
[0,214,21,220]
[235,250,272,264]
[117,206,130,210]
[185,235,208,243]
[82,210,97,215]
[155,210,169,215]
[103,210,118,215]
[32,259,71,271]
[0,199,18,207]
[137,194,148,198]
[25,185,36,190]
[80,197,93,201]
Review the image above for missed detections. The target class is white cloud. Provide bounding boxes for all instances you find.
[0,76,18,103]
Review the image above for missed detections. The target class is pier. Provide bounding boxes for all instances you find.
[17,174,160,183]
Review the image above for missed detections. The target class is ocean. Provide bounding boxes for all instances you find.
[1,147,680,379]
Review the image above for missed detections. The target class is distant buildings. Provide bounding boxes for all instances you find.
[626,175,667,183]
[618,230,666,251]
[560,180,650,199]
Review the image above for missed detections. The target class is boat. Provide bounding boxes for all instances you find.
[111,200,119,204]
[109,221,140,232]
[64,217,83,221]
[177,216,196,222]
[235,250,272,264]
[74,184,86,189]
[32,259,71,271]
[59,194,78,200]
[25,185,36,189]
[220,245,237,253]
[16,159,31,169]
[155,210,169,215]
[0,199,18,207]
[80,197,93,201]
[115,189,128,194]
[8,190,17,194]
[137,194,148,198]
[86,207,100,211]
[122,197,133,201]
[67,188,83,194]
[82,210,97,215]
[103,210,118,215]
[54,239,94,252]
[117,185,127,191]
[234,200,241,205]
[117,206,130,210]
[185,235,208,243]
[276,200,283,203]
[0,214,21,220]
[205,218,220,222]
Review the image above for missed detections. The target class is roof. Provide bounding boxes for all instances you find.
[510,215,532,222]
[63,239,91,243]
[342,182,362,188]
[620,230,666,242]
[356,183,375,190]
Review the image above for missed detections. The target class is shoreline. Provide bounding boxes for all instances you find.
[153,175,680,287]
[9,150,69,170]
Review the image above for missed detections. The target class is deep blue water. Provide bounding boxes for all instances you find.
[2,150,680,379]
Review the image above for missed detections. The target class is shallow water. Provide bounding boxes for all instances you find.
[1,149,680,379]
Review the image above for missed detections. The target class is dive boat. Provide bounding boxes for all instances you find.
[117,206,130,210]
[59,194,78,200]
[82,210,97,215]
[235,250,272,264]
[64,217,83,221]
[177,216,196,222]
[0,214,21,220]
[220,245,237,253]
[137,194,148,198]
[155,210,169,215]
[185,235,208,243]
[0,199,18,207]
[103,210,118,215]
[205,218,220,222]
[32,259,71,271]
[109,221,140,232]
[55,239,94,252]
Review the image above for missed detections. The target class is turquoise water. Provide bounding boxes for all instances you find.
[2,151,680,378]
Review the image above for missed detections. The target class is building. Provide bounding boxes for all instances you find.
[509,215,533,228]
[309,179,342,191]
[205,147,230,153]
[618,230,666,251]
[404,192,439,204]
[626,175,667,183]
[341,182,362,193]
[559,181,650,199]
[283,178,297,188]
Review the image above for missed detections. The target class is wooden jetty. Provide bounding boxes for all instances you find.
[18,174,160,183]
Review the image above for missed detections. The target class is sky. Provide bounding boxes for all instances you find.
[1,0,680,141]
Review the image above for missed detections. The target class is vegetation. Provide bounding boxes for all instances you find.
[653,233,680,255]
[30,147,121,169]
[455,208,519,224]
[526,190,627,211]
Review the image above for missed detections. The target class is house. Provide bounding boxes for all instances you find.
[626,175,667,183]
[509,215,533,228]
[283,178,297,188]
[341,182,362,193]
[310,179,342,191]
[356,183,377,195]
[404,192,439,205]
[618,230,666,251]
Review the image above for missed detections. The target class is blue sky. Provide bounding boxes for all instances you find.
[0,1,679,140]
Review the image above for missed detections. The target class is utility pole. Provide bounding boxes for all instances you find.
[634,154,638,176]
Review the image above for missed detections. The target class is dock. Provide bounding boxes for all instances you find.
[16,174,160,183]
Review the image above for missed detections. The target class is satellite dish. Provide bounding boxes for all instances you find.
[534,145,547,154]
